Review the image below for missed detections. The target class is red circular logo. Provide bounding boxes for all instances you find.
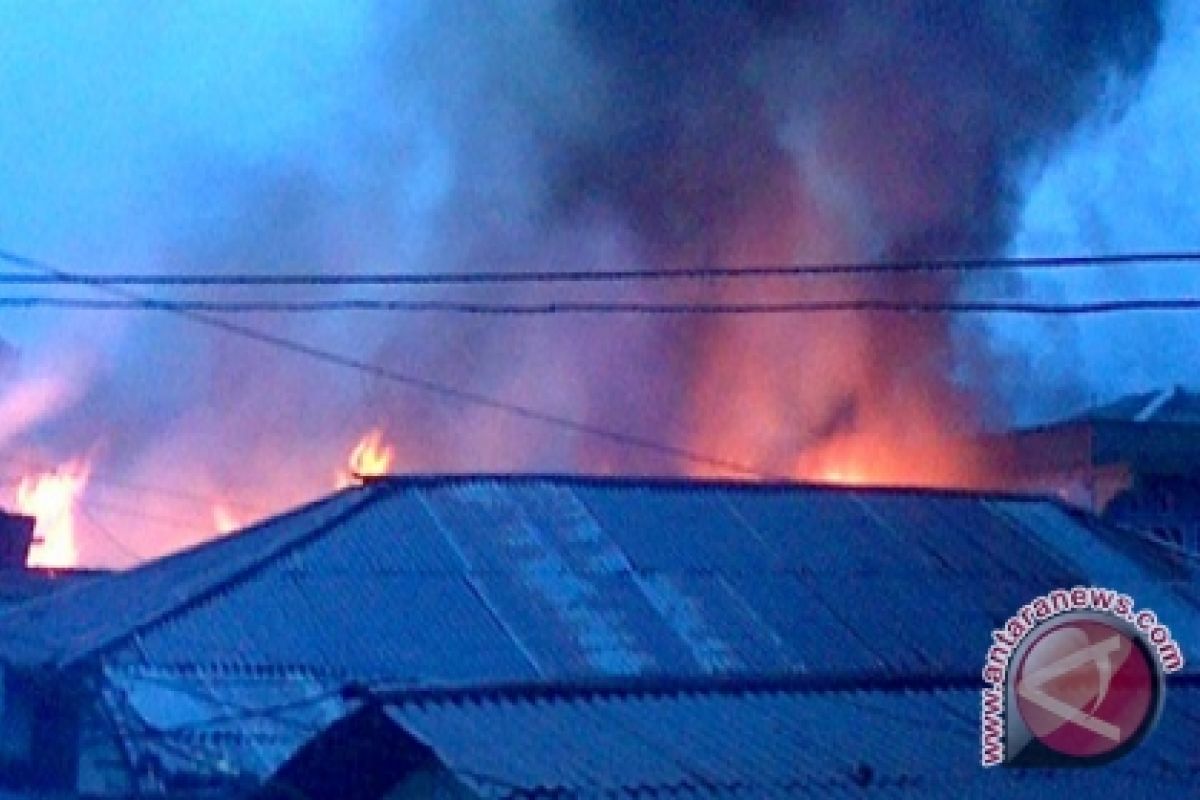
[1014,617,1158,761]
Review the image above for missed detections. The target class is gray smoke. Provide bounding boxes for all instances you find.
[5,1,1164,561]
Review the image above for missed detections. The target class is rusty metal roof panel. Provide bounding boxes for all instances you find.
[415,481,688,676]
[459,567,684,677]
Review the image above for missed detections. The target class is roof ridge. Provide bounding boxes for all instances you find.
[367,672,988,705]
[369,472,1061,504]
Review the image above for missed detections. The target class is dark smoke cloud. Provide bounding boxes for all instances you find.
[527,0,1163,465]
[190,1,1165,473]
[557,1,1161,259]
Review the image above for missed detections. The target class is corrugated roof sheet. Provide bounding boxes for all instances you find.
[0,567,103,606]
[300,680,1199,797]
[0,476,1194,680]
[0,488,372,666]
[101,663,346,779]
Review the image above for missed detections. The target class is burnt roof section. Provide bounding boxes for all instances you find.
[0,474,1193,683]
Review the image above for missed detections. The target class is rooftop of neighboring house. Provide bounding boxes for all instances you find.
[1004,386,1200,480]
[1029,385,1200,430]
[0,509,105,608]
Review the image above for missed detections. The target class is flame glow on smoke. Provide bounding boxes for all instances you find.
[211,504,241,535]
[203,431,397,538]
[336,429,396,488]
[17,460,91,568]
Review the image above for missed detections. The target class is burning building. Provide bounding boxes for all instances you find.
[1009,385,1200,554]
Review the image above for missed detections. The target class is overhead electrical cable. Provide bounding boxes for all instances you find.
[0,296,1197,315]
[2,249,1199,285]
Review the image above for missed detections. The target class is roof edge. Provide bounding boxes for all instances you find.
[361,669,1200,706]
[63,485,395,669]
[367,472,1068,505]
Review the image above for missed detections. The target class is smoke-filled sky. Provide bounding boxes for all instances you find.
[0,1,1197,565]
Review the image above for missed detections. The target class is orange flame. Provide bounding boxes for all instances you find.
[211,503,240,534]
[336,429,396,488]
[789,414,990,490]
[17,459,91,568]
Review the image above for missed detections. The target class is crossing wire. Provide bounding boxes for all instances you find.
[0,246,767,477]
[0,296,1198,315]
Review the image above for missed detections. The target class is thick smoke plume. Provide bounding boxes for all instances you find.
[0,1,1164,563]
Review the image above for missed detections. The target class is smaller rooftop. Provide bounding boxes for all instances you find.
[261,677,1200,799]
[1060,385,1200,426]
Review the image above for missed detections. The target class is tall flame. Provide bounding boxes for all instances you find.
[336,429,396,488]
[17,459,91,568]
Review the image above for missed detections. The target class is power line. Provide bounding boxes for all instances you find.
[78,503,148,566]
[87,476,269,513]
[82,496,215,533]
[0,247,766,478]
[0,296,1199,315]
[2,249,1199,285]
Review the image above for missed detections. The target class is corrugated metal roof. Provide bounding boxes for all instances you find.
[0,476,1194,680]
[292,680,1198,797]
[0,567,103,606]
[0,475,1194,787]
[0,488,373,666]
